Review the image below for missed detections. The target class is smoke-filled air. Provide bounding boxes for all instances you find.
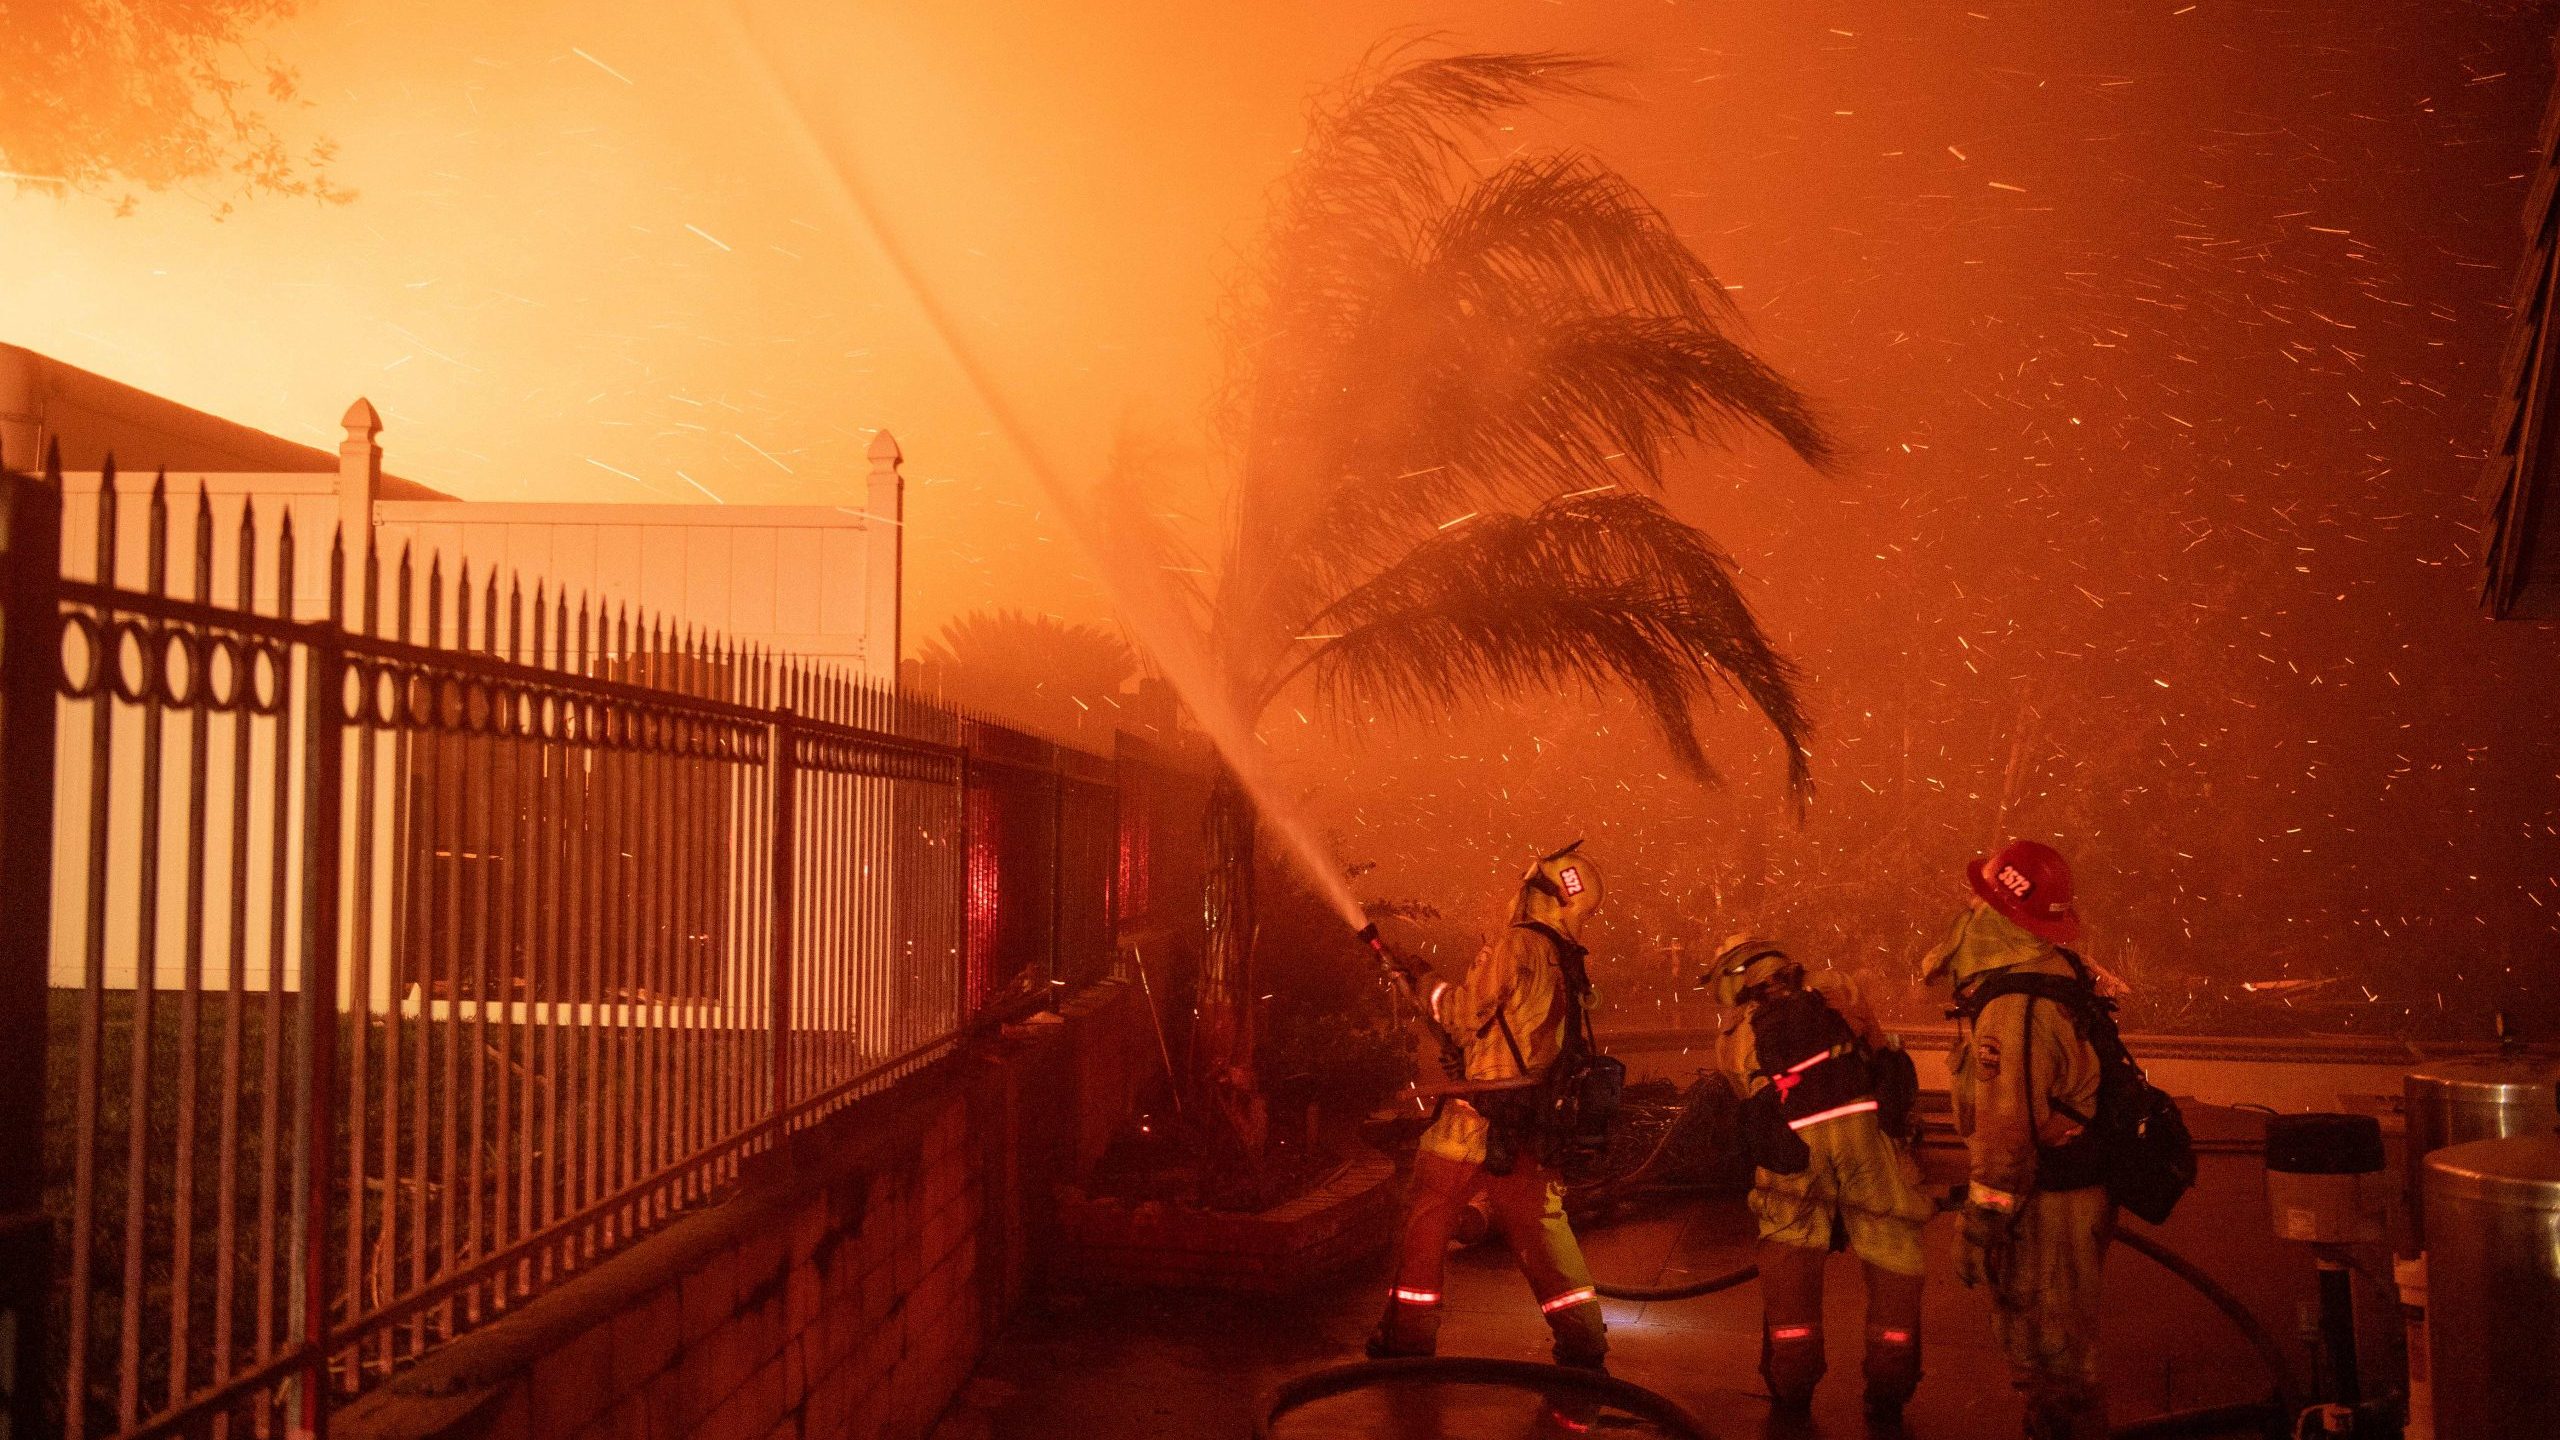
[10,0,2557,1049]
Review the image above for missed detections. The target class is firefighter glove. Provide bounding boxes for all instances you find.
[1956,1202,2017,1290]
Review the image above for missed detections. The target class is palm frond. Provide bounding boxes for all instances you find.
[1221,123,1832,654]
[1275,493,1810,794]
[1270,50,1611,262]
[1234,305,1830,639]
[1419,152,1741,329]
[915,608,1139,708]
[1223,53,1612,445]
[1207,48,1826,800]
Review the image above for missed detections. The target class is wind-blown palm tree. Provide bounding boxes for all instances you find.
[1181,50,1833,1169]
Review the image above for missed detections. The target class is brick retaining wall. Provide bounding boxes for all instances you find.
[338,981,1151,1440]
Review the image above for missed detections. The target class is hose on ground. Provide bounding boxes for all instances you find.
[2114,1224,2305,1422]
[1593,1261,1758,1302]
[2109,1399,2289,1439]
[1256,1356,1712,1440]
[1585,1206,2303,1433]
[1564,1078,1730,1215]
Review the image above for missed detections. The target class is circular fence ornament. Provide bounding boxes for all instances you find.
[157,627,199,708]
[58,611,104,699]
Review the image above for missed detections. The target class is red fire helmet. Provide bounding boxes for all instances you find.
[1967,840,2081,944]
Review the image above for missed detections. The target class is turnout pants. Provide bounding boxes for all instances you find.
[1988,1185,2113,1440]
[1371,1150,1607,1366]
[1748,1113,1930,1414]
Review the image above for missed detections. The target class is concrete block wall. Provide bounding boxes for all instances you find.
[339,981,1145,1440]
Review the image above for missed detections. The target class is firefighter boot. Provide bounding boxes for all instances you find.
[1365,1288,1441,1360]
[1756,1240,1828,1414]
[1535,1291,1608,1438]
[1537,1348,1609,1437]
[1860,1263,1924,1431]
[1372,1154,1470,1359]
[1539,1288,1608,1369]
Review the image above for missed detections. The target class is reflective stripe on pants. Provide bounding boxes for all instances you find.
[1373,1150,1607,1365]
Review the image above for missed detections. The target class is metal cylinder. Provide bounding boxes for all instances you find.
[2422,1137,2560,1439]
[2403,1058,2559,1246]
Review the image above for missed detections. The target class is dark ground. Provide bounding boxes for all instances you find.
[931,1104,2340,1440]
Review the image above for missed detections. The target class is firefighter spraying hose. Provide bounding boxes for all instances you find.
[1362,845,1618,1369]
[1271,842,2299,1440]
[1269,846,1725,1438]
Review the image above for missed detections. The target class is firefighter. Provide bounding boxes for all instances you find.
[1368,843,1609,1370]
[1707,936,1931,1430]
[1924,840,2110,1440]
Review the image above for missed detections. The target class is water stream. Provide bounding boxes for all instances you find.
[725,13,1367,929]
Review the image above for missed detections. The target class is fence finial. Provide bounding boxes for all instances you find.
[339,398,384,538]
[865,431,904,686]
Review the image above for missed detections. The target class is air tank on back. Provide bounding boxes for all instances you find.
[2421,1136,2560,1438]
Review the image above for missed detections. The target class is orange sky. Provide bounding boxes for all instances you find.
[10,1,2559,1031]
[0,0,1428,643]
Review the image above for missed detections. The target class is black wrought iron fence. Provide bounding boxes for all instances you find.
[0,451,1128,1439]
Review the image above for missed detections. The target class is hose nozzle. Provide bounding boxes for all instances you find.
[1358,921,1425,990]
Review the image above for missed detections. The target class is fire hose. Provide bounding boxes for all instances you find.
[1568,1073,2303,1421]
[1256,1226,2289,1440]
[1317,935,2298,1436]
[1261,1221,2293,1431]
[1255,1356,1712,1440]
[1577,1206,2301,1436]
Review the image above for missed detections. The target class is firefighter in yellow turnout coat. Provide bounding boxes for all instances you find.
[1369,845,1608,1368]
[1927,842,2111,1440]
[1709,937,1931,1428]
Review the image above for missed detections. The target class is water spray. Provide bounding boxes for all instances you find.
[717,5,1369,933]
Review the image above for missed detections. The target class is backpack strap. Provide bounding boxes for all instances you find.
[1514,920,1590,991]
[1511,919,1596,1055]
[1955,970,2092,1024]
[2019,991,2042,1138]
[1492,1005,1531,1073]
[1975,976,2099,1131]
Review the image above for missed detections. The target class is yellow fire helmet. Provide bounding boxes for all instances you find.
[1704,934,1797,1008]
[1514,841,1604,940]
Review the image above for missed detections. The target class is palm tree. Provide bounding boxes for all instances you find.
[1180,49,1834,1170]
[908,608,1138,744]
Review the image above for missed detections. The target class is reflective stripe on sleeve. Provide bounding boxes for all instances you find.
[1392,1286,1440,1305]
[1968,1181,2019,1213]
[1770,1324,1816,1340]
